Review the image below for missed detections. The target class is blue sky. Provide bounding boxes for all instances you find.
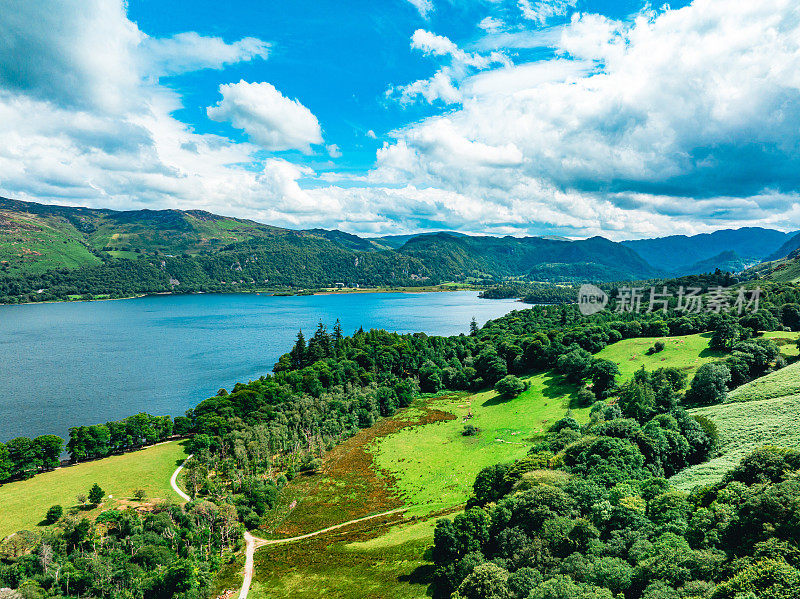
[0,0,797,239]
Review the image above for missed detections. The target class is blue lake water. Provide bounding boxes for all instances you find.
[0,291,521,442]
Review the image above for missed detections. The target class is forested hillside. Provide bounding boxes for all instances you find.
[0,197,665,302]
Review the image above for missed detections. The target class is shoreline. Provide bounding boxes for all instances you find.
[0,284,485,307]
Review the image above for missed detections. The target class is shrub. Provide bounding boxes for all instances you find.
[495,375,527,398]
[462,424,479,436]
[45,505,63,524]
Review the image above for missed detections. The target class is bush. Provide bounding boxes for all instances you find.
[88,483,104,505]
[132,489,147,501]
[462,424,479,436]
[648,341,666,354]
[45,505,63,524]
[685,363,731,406]
[495,375,526,398]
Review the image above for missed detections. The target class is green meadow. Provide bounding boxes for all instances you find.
[0,440,187,538]
[373,372,585,515]
[670,394,800,491]
[594,332,726,381]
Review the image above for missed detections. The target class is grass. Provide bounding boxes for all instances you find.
[726,359,800,403]
[762,330,800,357]
[373,372,586,515]
[240,370,585,598]
[246,526,432,599]
[594,332,726,381]
[0,441,188,538]
[670,394,800,491]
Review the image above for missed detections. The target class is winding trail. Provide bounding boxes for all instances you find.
[169,454,193,502]
[237,507,407,599]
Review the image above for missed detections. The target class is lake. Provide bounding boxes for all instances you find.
[0,291,521,442]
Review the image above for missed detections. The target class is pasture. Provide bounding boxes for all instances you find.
[594,333,725,381]
[0,440,187,538]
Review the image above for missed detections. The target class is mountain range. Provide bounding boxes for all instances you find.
[1,197,798,301]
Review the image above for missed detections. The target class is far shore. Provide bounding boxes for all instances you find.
[0,283,491,307]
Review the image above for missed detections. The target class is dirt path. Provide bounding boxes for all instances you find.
[169,454,193,502]
[236,508,407,599]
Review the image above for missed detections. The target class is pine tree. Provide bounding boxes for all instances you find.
[470,317,479,336]
[290,330,306,369]
[88,482,104,505]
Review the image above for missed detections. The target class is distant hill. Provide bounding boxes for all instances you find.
[374,231,468,249]
[0,198,666,302]
[741,248,800,283]
[7,196,796,302]
[396,233,658,282]
[767,231,800,261]
[621,227,794,273]
[680,250,756,275]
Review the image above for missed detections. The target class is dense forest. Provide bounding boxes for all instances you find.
[3,279,800,597]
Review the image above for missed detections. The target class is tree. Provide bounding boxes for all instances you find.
[33,435,63,471]
[453,563,511,599]
[781,303,800,331]
[462,424,478,436]
[556,348,592,383]
[45,505,63,524]
[590,359,620,399]
[685,363,731,405]
[88,483,104,505]
[133,489,147,501]
[710,321,742,350]
[495,375,526,398]
[470,317,479,336]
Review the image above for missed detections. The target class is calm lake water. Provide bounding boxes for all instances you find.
[0,291,521,442]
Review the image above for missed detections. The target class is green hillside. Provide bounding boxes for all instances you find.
[0,197,664,302]
[670,394,800,491]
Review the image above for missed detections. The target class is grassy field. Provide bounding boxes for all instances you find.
[374,373,585,515]
[727,359,800,403]
[0,441,188,538]
[762,330,800,357]
[670,394,800,491]
[236,371,584,599]
[594,332,726,381]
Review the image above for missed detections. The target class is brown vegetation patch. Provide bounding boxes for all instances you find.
[262,397,457,537]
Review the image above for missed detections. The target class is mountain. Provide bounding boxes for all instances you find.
[0,198,663,302]
[374,231,468,249]
[680,250,756,275]
[621,227,794,273]
[396,233,658,282]
[767,231,800,261]
[742,248,800,283]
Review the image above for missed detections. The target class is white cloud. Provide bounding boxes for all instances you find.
[405,0,434,18]
[390,30,511,105]
[143,32,270,77]
[367,130,377,139]
[410,29,509,69]
[326,144,342,158]
[2,0,800,241]
[391,69,462,105]
[367,0,800,237]
[207,81,323,153]
[518,0,577,27]
[478,17,506,34]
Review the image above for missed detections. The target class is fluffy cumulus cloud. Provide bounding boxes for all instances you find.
[3,0,800,239]
[370,0,800,237]
[207,81,323,153]
[0,0,329,224]
[389,30,510,105]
